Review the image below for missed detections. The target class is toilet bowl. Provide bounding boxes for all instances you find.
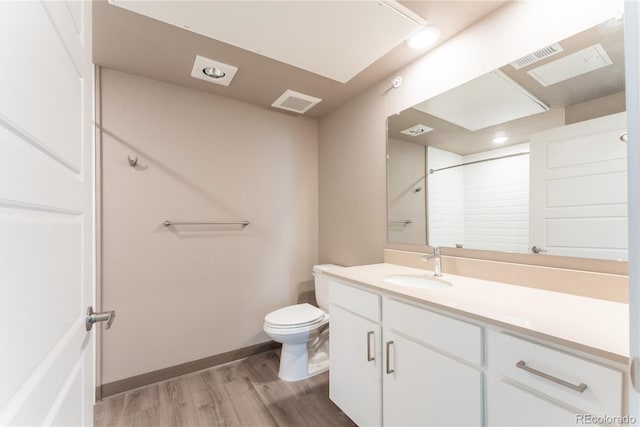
[263,264,341,382]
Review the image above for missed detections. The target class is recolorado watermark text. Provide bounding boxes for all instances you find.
[576,414,637,425]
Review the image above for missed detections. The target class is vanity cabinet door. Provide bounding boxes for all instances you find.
[329,304,381,426]
[382,330,483,427]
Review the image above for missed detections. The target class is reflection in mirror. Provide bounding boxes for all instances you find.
[387,18,627,261]
[387,137,426,245]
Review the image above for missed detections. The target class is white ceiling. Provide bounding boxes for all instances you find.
[414,71,548,131]
[93,1,508,118]
[110,0,424,83]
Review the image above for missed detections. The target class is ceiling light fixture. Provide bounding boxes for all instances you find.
[191,55,238,86]
[401,124,434,136]
[202,67,226,79]
[406,26,441,50]
[492,135,508,144]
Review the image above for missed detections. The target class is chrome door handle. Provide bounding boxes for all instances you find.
[386,341,395,374]
[366,331,375,361]
[86,306,116,331]
[516,360,587,393]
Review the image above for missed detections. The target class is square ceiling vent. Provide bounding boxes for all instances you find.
[190,55,238,87]
[272,90,322,114]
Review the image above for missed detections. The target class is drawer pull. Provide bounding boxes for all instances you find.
[367,331,375,362]
[516,360,587,393]
[386,341,395,374]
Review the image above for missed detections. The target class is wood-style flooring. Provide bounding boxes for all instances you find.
[94,350,356,427]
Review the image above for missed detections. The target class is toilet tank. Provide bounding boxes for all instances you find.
[312,264,342,312]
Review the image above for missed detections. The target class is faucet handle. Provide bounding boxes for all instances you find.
[421,247,440,261]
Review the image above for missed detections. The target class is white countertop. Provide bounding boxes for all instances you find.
[325,263,629,363]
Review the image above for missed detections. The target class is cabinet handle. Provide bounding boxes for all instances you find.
[366,331,375,362]
[386,341,395,374]
[516,360,587,393]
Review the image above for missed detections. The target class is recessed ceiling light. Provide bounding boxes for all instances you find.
[202,67,226,79]
[492,135,508,144]
[191,55,238,86]
[406,26,441,50]
[401,124,434,136]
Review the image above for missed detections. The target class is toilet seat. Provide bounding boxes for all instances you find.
[264,303,328,331]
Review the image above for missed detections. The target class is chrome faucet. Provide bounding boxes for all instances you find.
[421,246,442,277]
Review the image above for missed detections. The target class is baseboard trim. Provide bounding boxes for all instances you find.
[99,341,280,399]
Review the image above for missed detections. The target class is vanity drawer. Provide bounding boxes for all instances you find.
[487,331,623,418]
[330,280,380,322]
[383,298,483,365]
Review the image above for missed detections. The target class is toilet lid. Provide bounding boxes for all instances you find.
[265,303,325,327]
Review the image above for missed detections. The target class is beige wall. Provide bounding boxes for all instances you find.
[318,0,622,266]
[99,69,318,383]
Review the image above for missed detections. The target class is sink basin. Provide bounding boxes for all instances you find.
[383,274,452,290]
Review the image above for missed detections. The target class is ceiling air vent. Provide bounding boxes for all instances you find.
[272,90,322,114]
[510,43,563,70]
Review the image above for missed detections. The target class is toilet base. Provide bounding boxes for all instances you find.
[307,350,330,376]
[278,344,329,382]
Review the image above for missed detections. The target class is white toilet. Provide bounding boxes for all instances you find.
[263,264,341,382]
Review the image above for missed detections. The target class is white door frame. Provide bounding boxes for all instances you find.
[626,0,640,420]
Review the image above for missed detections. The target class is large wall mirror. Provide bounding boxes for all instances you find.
[387,17,628,261]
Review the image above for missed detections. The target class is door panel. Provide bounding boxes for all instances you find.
[529,112,627,260]
[0,2,84,170]
[383,330,483,427]
[329,304,381,426]
[0,1,94,425]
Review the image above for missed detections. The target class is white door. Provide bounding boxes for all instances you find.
[529,112,628,260]
[0,1,95,425]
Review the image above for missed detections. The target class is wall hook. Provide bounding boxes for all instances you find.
[127,155,138,167]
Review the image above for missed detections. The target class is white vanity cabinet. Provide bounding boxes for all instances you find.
[328,277,626,427]
[329,279,483,426]
[329,281,382,426]
[487,331,624,426]
[382,298,483,426]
